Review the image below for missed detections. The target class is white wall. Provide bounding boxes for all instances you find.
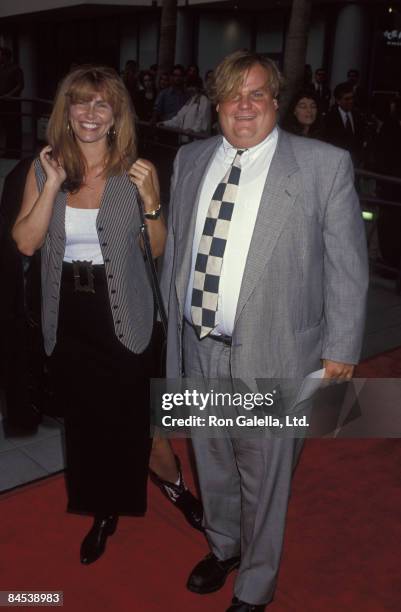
[256,14,284,54]
[175,9,195,68]
[197,13,252,79]
[120,22,139,71]
[330,3,370,91]
[306,13,325,73]
[139,14,158,70]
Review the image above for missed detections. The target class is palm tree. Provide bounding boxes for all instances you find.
[157,0,178,76]
[281,0,312,116]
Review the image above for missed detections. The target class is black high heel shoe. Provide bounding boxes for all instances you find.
[80,514,118,565]
[149,455,203,532]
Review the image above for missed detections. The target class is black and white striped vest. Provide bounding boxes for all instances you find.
[34,159,154,356]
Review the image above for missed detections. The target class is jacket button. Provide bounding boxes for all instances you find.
[108,274,113,279]
[116,319,121,324]
[98,227,103,231]
[111,289,116,294]
[102,242,107,247]
[113,304,118,309]
[118,334,123,339]
[105,258,110,263]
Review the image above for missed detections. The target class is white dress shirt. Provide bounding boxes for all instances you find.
[162,94,211,134]
[184,127,279,336]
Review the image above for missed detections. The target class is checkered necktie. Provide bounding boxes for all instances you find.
[191,149,245,339]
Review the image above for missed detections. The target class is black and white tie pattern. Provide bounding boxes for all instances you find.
[191,149,245,339]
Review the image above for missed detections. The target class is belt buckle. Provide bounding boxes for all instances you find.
[72,260,95,293]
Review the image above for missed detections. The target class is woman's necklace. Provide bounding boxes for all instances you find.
[84,166,105,190]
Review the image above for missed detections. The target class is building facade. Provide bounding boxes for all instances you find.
[0,1,400,103]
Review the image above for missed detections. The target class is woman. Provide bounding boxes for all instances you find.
[135,70,157,122]
[282,90,325,139]
[12,65,201,565]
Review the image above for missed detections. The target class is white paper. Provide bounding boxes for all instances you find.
[294,368,326,406]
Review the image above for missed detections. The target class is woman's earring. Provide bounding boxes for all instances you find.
[107,126,116,143]
[67,121,72,135]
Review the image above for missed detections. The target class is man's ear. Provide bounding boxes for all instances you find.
[216,103,219,112]
[273,98,279,109]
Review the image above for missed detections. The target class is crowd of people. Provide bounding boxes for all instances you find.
[121,60,212,135]
[118,58,401,176]
[122,59,400,270]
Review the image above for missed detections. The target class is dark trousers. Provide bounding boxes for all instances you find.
[49,263,153,516]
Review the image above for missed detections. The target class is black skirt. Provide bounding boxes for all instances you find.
[48,262,153,516]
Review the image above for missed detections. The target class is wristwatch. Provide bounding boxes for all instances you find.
[144,203,162,220]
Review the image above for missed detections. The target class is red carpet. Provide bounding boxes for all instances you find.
[1,347,401,611]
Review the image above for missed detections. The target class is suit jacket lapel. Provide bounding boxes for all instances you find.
[234,129,300,326]
[175,137,222,315]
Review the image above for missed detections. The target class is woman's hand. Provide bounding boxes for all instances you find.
[39,145,67,189]
[128,158,160,213]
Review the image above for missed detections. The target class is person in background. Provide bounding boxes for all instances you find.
[281,90,325,139]
[325,82,365,165]
[122,59,141,112]
[204,69,214,89]
[159,77,211,138]
[149,64,158,81]
[347,68,367,112]
[0,47,24,158]
[186,64,203,88]
[157,72,170,94]
[313,68,331,114]
[135,70,157,122]
[152,65,189,122]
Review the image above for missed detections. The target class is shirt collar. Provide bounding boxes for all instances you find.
[222,126,278,161]
[338,106,350,119]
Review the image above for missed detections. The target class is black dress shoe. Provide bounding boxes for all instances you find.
[226,597,267,611]
[187,552,240,594]
[150,455,204,532]
[80,514,118,565]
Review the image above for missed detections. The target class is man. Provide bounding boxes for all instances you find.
[325,82,366,165]
[347,68,367,112]
[161,51,368,611]
[152,64,189,122]
[313,67,331,113]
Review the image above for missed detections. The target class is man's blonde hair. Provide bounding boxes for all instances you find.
[207,50,284,104]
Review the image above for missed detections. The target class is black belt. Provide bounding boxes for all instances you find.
[184,319,232,346]
[62,260,105,293]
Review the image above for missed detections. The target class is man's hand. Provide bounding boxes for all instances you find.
[322,359,354,380]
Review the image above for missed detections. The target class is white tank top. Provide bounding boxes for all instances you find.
[63,206,104,264]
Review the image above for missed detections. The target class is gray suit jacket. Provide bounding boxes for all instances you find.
[161,128,369,379]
